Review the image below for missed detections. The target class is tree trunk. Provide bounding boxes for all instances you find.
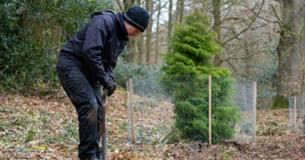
[137,34,144,63]
[242,36,254,79]
[176,0,185,23]
[154,0,162,64]
[212,0,221,41]
[167,0,173,52]
[131,0,143,63]
[126,40,136,62]
[273,0,305,108]
[123,0,135,10]
[191,0,209,15]
[145,0,153,64]
[212,0,222,66]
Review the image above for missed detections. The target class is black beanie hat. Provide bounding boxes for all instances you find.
[124,5,149,32]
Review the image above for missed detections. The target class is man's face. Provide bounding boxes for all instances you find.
[124,22,141,37]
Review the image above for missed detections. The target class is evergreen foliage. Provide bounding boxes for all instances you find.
[161,12,240,143]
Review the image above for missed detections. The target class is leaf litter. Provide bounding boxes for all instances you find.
[0,92,305,160]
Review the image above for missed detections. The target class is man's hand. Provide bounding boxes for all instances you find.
[103,79,116,96]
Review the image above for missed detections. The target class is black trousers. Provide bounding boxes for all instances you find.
[57,66,103,159]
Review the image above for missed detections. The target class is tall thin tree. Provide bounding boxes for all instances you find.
[154,0,162,64]
[167,0,173,52]
[175,0,185,23]
[145,0,154,64]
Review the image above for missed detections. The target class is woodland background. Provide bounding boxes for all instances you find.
[1,0,305,159]
[1,0,305,107]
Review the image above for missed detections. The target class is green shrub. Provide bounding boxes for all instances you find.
[161,12,240,143]
[272,95,288,109]
[0,39,57,93]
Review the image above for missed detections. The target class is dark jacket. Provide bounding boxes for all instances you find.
[57,11,128,84]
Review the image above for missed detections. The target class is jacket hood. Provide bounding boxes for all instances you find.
[115,13,129,41]
[90,10,115,19]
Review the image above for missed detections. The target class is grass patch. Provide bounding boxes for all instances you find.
[43,124,78,145]
[25,127,37,142]
[219,145,234,160]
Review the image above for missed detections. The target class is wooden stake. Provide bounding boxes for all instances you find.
[252,81,257,142]
[128,79,136,143]
[208,75,212,146]
[294,96,297,128]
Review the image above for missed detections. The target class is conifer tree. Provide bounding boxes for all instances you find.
[161,12,240,143]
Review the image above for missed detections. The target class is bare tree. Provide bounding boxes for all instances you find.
[273,0,305,105]
[145,0,154,64]
[136,34,145,63]
[212,0,221,41]
[212,0,222,66]
[208,0,268,70]
[154,0,162,64]
[176,0,185,23]
[115,0,136,10]
[134,0,145,64]
[167,0,173,52]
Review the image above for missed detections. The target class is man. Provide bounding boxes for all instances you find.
[56,5,149,160]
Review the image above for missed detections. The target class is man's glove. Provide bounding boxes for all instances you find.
[102,74,116,96]
[103,79,116,96]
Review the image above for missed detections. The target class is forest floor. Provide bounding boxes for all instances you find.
[0,90,305,160]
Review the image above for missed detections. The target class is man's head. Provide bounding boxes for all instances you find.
[123,5,149,37]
